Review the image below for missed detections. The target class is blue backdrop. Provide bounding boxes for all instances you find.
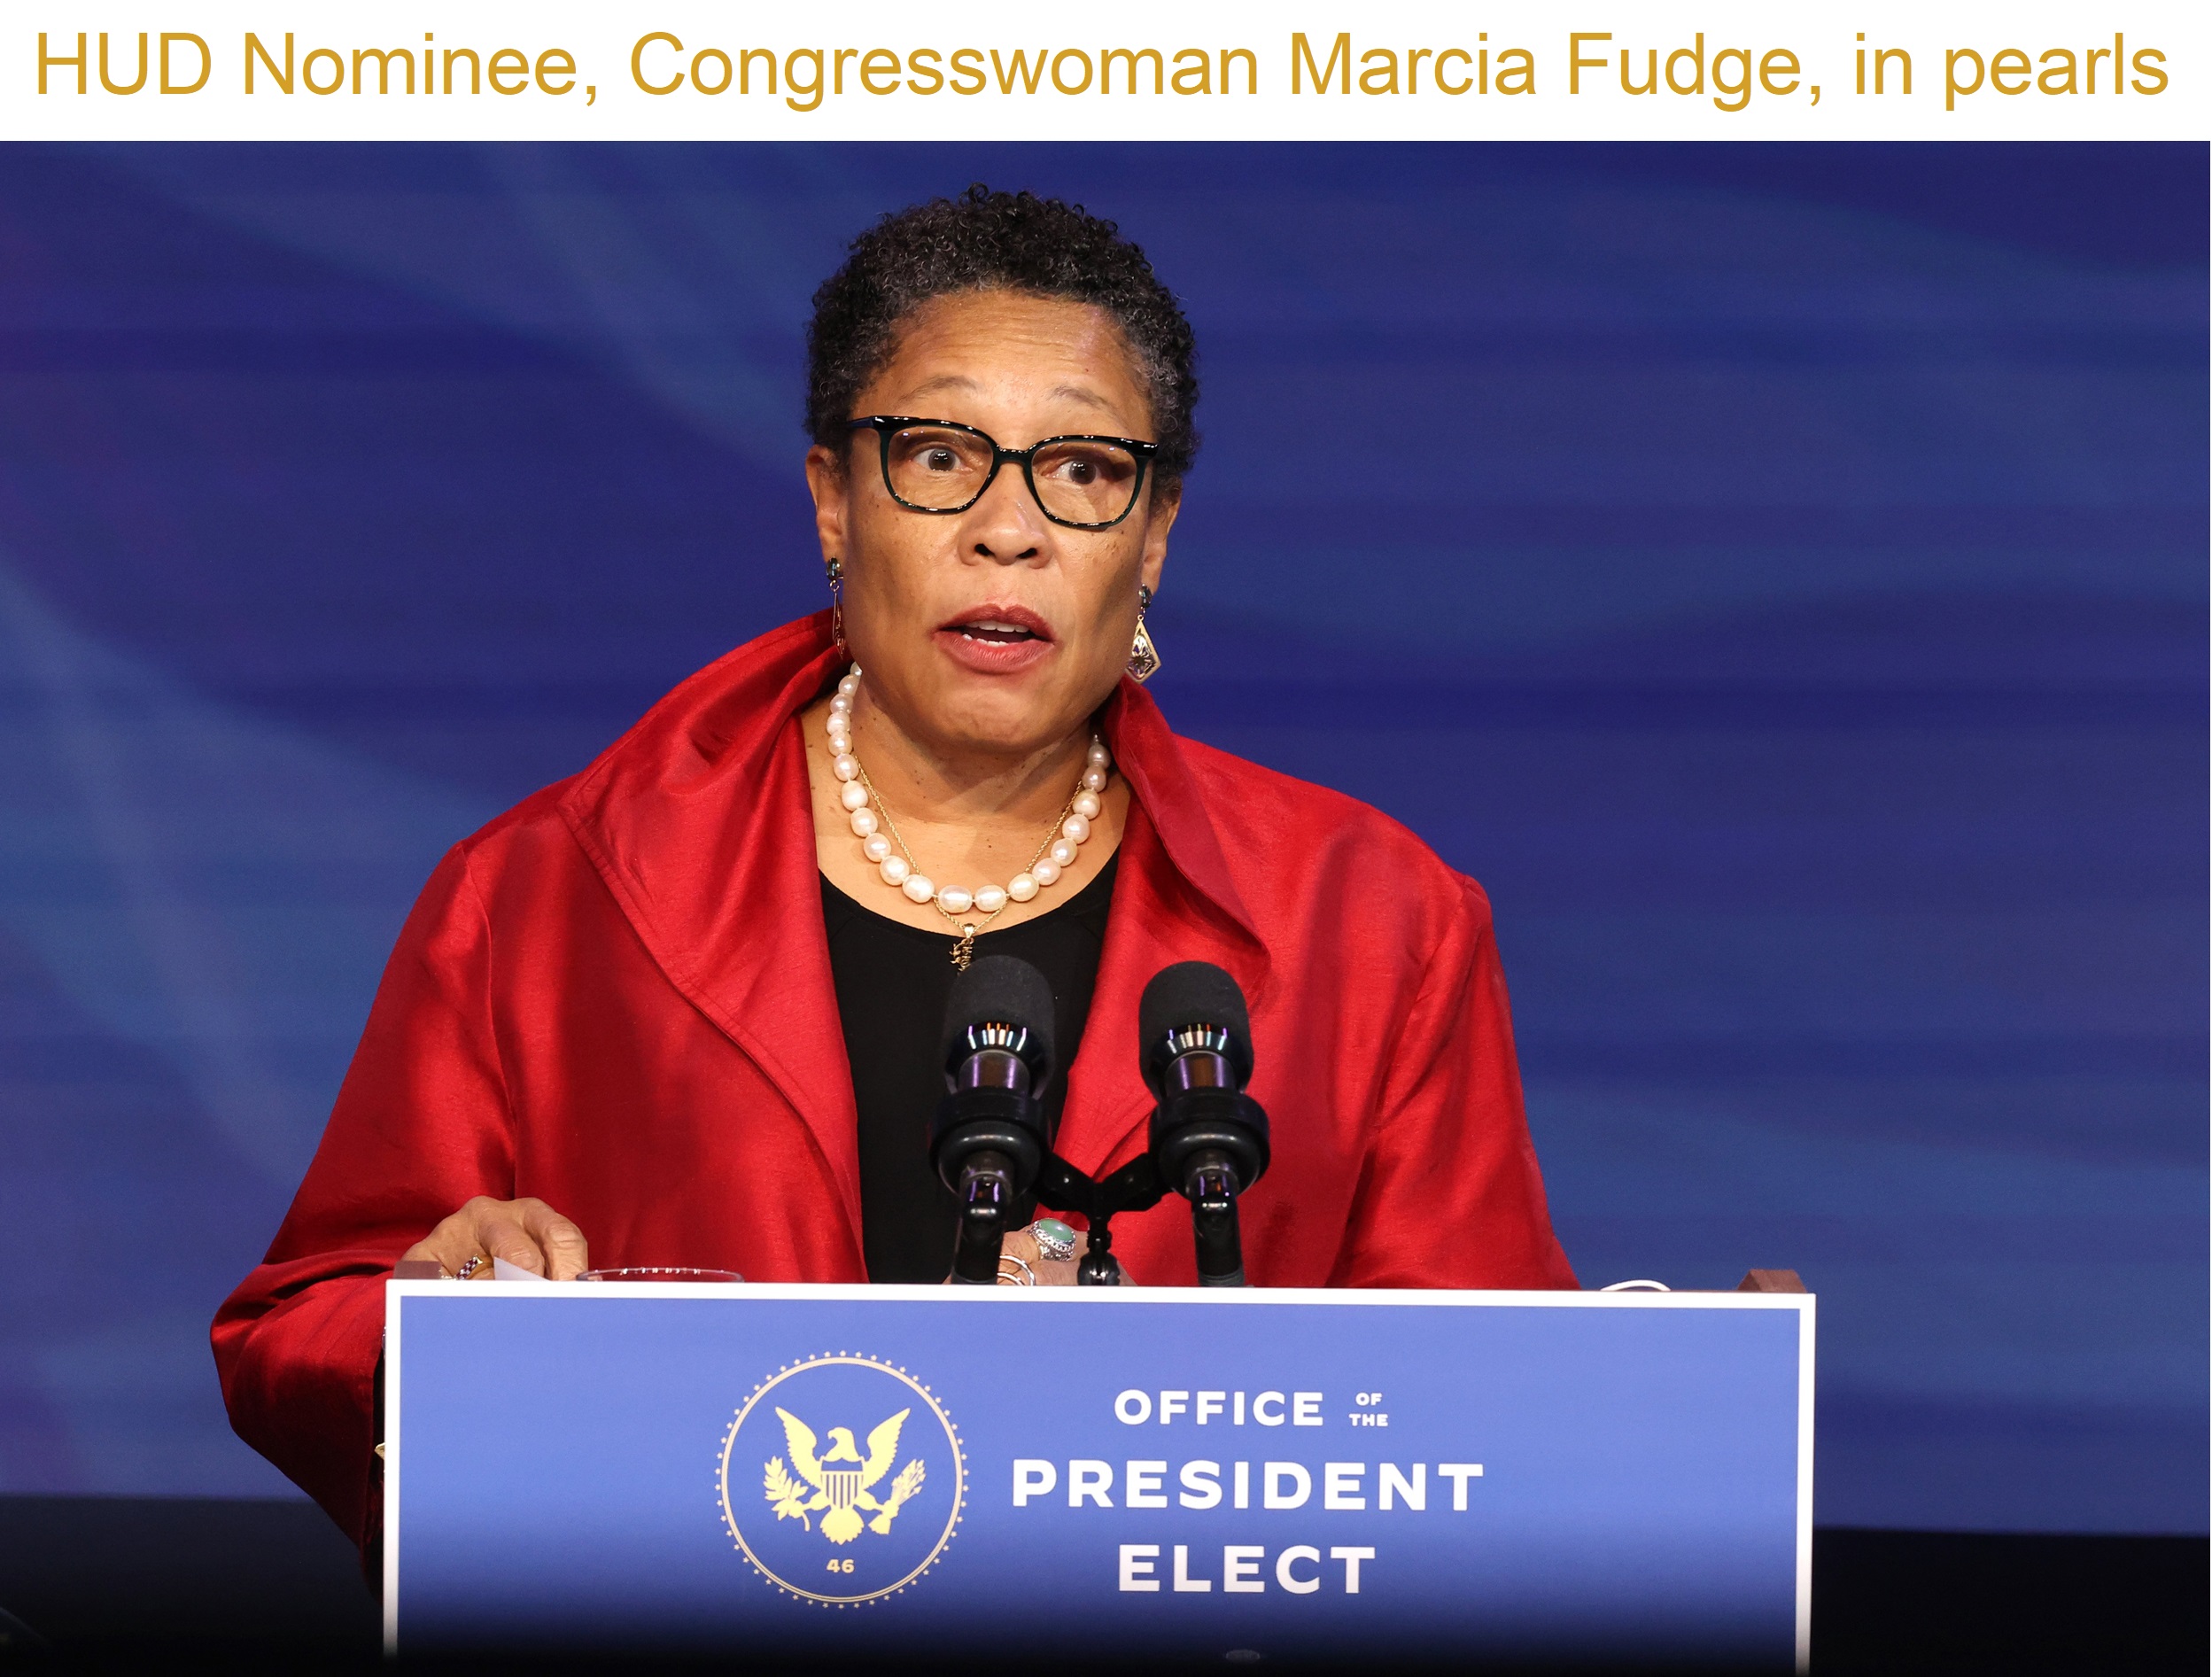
[0,142,2202,1533]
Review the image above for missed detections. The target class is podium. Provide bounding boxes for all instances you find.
[383,1280,1813,1669]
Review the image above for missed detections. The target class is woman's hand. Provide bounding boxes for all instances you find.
[994,1222,1127,1286]
[400,1196,590,1281]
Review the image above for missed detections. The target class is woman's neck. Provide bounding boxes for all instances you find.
[800,680,1129,936]
[844,684,1092,834]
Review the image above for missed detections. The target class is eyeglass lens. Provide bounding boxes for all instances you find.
[883,424,1143,526]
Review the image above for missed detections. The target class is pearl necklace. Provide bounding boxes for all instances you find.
[826,665,1108,969]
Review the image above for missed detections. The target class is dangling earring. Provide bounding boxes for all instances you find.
[1127,584,1161,682]
[826,557,845,648]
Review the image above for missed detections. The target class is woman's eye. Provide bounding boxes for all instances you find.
[923,447,957,471]
[1044,453,1111,485]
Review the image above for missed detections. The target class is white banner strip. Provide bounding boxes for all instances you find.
[4,3,2204,141]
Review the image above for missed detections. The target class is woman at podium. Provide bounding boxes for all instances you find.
[214,187,1575,1554]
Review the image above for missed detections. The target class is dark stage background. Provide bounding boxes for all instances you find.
[0,142,2202,1535]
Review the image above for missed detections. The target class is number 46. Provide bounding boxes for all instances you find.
[826,1557,855,1573]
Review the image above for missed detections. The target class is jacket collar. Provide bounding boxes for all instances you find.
[558,612,1271,1218]
[559,614,858,1245]
[1098,677,1269,1000]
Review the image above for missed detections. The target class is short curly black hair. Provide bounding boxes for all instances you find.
[805,184,1199,483]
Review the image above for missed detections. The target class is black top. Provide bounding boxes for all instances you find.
[821,854,1121,1283]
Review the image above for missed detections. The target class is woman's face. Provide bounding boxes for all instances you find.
[806,290,1178,763]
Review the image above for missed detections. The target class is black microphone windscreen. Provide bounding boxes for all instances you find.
[940,953,1056,1081]
[1138,961,1254,1090]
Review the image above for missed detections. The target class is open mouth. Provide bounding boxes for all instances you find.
[940,607,1052,646]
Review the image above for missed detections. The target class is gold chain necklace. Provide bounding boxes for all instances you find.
[858,762,1078,969]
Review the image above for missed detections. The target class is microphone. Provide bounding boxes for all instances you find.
[1139,962,1271,1286]
[931,955,1056,1285]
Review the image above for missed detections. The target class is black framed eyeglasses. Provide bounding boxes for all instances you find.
[847,415,1158,531]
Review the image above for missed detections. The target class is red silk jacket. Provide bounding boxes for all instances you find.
[213,612,1576,1551]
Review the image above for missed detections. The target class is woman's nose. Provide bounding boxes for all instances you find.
[962,465,1048,563]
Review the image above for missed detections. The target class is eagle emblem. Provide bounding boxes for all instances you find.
[761,1406,927,1544]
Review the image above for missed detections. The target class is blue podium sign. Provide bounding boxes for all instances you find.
[384,1284,1812,1669]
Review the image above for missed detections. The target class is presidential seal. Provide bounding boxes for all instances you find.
[718,1354,964,1605]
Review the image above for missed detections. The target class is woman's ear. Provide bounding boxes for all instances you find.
[1138,478,1180,594]
[804,443,850,564]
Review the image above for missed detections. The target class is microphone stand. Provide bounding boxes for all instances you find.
[950,1153,1016,1285]
[1181,1153,1246,1287]
[1032,1153,1166,1286]
[1029,1122,1261,1287]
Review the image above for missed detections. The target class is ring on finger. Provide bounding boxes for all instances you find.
[1028,1219,1076,1263]
[997,1254,1037,1287]
[455,1254,487,1280]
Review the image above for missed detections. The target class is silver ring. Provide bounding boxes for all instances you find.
[1028,1219,1076,1263]
[996,1254,1037,1287]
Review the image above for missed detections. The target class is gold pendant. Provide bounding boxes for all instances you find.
[950,924,978,970]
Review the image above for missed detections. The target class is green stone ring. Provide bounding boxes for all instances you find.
[1030,1218,1076,1263]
